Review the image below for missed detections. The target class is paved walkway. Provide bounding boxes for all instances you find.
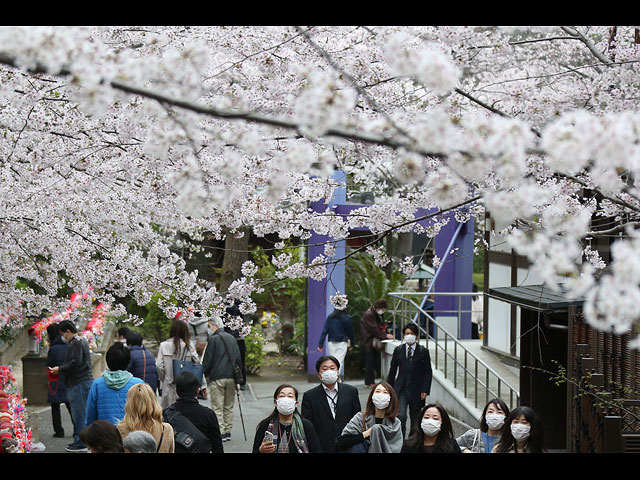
[14,340,473,453]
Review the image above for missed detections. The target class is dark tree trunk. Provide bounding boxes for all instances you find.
[219,226,251,296]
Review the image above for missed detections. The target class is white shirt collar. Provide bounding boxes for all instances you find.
[322,382,339,395]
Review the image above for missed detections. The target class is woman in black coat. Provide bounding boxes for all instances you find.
[46,323,72,438]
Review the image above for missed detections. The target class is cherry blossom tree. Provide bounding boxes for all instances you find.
[1,26,640,347]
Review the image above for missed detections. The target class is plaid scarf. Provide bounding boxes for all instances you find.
[267,413,309,453]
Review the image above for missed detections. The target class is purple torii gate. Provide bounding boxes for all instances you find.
[306,171,474,379]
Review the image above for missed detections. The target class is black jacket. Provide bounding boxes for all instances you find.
[172,397,224,453]
[59,335,93,388]
[401,438,462,453]
[126,345,159,393]
[202,330,242,383]
[301,382,361,453]
[46,335,69,403]
[387,343,433,409]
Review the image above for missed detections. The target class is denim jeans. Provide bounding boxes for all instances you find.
[66,379,92,446]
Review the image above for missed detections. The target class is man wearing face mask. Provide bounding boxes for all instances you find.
[202,316,243,442]
[48,320,94,452]
[360,299,394,387]
[387,323,433,437]
[301,356,361,453]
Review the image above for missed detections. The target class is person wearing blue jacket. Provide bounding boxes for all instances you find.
[317,309,355,377]
[125,331,159,393]
[85,342,144,426]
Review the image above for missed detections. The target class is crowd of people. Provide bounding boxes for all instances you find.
[43,298,546,454]
[45,306,244,453]
[253,355,546,454]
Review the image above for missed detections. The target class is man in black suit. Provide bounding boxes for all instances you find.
[387,323,433,437]
[301,355,362,453]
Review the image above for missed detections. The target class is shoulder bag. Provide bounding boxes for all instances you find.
[172,343,204,384]
[220,334,244,385]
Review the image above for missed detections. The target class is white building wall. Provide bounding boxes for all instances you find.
[486,238,544,358]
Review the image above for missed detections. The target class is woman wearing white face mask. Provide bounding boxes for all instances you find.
[456,398,510,453]
[337,382,403,453]
[402,404,461,453]
[253,384,321,453]
[491,406,546,453]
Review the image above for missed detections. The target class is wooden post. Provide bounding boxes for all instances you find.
[603,416,623,453]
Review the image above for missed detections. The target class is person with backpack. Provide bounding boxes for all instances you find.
[163,370,224,453]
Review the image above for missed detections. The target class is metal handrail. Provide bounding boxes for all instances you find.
[388,292,520,410]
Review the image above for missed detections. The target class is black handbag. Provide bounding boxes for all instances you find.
[172,345,204,384]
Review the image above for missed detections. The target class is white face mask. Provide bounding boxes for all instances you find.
[510,423,531,441]
[376,310,385,316]
[320,369,339,385]
[485,413,505,430]
[421,418,442,436]
[404,334,417,345]
[372,393,391,410]
[276,397,297,416]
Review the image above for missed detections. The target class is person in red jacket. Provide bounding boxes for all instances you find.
[360,299,393,387]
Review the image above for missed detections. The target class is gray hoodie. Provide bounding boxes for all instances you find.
[188,317,210,347]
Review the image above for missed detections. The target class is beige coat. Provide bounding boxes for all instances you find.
[156,338,204,408]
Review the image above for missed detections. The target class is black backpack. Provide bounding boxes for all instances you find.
[163,405,211,453]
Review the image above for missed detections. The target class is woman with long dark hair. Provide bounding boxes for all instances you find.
[491,406,546,453]
[457,398,510,453]
[79,420,124,453]
[156,318,204,408]
[337,381,403,453]
[402,403,462,453]
[253,384,321,453]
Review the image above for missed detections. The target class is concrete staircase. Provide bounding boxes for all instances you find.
[382,338,520,429]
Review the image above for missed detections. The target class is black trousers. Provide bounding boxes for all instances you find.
[397,389,422,438]
[51,402,72,436]
[471,323,479,339]
[364,349,378,385]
